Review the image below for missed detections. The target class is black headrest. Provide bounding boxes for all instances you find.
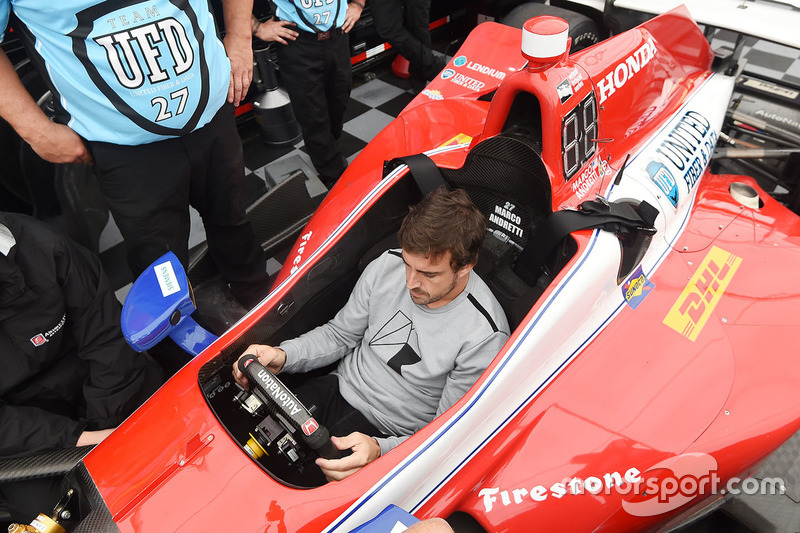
[442,135,552,250]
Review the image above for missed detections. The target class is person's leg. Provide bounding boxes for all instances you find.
[279,39,346,184]
[371,0,437,80]
[370,0,407,51]
[323,33,352,170]
[185,103,270,308]
[404,0,440,80]
[293,374,384,438]
[89,139,191,278]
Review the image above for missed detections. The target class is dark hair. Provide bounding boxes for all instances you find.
[398,187,486,271]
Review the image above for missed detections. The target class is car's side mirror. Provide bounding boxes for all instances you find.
[121,251,217,357]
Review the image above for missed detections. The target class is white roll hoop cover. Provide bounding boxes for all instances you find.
[522,16,569,63]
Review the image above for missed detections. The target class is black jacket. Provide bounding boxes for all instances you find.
[0,213,163,458]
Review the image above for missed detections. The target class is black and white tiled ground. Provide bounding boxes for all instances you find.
[711,28,800,86]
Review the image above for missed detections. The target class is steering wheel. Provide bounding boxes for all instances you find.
[238,355,341,460]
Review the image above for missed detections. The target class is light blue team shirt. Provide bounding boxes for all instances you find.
[272,0,349,34]
[0,0,231,145]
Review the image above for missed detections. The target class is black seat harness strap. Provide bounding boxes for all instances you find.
[516,198,659,285]
[384,153,449,196]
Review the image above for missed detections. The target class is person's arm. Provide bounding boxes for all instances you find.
[315,432,381,481]
[342,0,363,33]
[234,254,389,383]
[252,15,298,45]
[0,332,110,455]
[0,400,85,457]
[232,344,286,388]
[222,0,255,106]
[435,331,509,418]
[75,428,114,447]
[374,434,408,456]
[368,331,507,458]
[0,50,91,164]
[52,229,162,430]
[278,252,387,374]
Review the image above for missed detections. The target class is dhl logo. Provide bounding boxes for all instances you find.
[663,246,741,341]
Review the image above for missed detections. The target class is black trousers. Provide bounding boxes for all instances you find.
[293,374,385,439]
[370,0,436,80]
[277,32,351,182]
[87,103,268,304]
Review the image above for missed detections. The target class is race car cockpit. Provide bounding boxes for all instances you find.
[124,16,658,492]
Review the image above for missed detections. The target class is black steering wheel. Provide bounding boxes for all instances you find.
[238,355,341,460]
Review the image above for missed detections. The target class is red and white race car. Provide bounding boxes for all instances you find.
[27,4,800,532]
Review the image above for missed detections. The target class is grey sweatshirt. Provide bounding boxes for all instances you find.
[280,250,510,455]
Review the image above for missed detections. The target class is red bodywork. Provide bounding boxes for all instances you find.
[82,7,800,531]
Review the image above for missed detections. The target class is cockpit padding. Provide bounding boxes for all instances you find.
[442,134,552,251]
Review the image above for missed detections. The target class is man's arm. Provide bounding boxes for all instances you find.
[342,1,363,33]
[278,252,389,374]
[315,433,381,481]
[232,344,286,388]
[0,400,85,457]
[0,332,113,454]
[233,253,387,381]
[0,50,90,164]
[52,225,163,430]
[252,16,298,45]
[76,428,114,446]
[435,331,509,418]
[222,0,254,106]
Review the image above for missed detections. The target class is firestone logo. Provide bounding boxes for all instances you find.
[289,230,313,274]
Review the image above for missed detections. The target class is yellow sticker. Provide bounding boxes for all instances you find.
[663,246,742,341]
[439,133,473,147]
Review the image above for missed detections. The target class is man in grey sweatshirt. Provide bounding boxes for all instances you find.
[233,188,509,480]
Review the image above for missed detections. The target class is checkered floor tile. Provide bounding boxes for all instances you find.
[711,28,800,85]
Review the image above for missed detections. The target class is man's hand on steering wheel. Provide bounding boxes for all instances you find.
[232,344,286,388]
[316,432,381,481]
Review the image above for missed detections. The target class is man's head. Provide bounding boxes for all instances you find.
[397,188,486,308]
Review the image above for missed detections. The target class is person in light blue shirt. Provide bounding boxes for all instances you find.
[268,0,364,187]
[0,0,270,308]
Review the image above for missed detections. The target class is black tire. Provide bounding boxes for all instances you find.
[501,3,600,53]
